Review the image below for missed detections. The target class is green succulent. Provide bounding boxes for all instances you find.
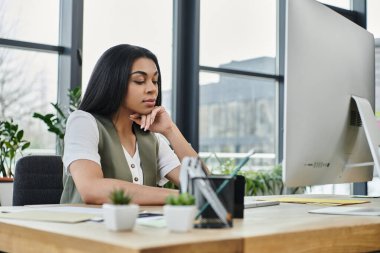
[165,193,195,206]
[109,189,132,205]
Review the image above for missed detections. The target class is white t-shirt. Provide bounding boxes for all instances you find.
[63,110,180,186]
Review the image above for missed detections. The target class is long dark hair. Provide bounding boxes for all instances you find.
[79,44,162,116]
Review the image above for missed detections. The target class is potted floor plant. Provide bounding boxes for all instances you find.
[33,87,81,154]
[164,193,197,232]
[102,189,139,231]
[0,119,30,206]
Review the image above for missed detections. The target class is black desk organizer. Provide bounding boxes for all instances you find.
[192,175,245,228]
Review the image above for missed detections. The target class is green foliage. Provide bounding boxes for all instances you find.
[0,119,30,177]
[33,87,81,153]
[164,157,304,196]
[165,193,195,206]
[109,189,132,205]
[163,181,178,190]
[243,165,284,196]
[68,87,82,112]
[210,158,303,196]
[214,160,284,196]
[33,105,65,139]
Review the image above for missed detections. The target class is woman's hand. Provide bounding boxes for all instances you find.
[131,106,200,169]
[129,106,174,135]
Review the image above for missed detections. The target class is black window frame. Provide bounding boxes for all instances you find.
[0,0,370,195]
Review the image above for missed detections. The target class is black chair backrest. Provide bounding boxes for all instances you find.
[13,155,63,206]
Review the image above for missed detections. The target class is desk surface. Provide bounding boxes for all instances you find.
[0,194,379,253]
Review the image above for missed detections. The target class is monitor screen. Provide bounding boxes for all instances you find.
[283,0,377,187]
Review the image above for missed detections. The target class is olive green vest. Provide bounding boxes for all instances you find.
[60,114,159,204]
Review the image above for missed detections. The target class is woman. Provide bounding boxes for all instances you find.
[60,44,199,205]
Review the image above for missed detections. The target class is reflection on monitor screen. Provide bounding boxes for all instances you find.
[283,0,379,187]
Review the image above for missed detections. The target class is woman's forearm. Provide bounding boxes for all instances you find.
[70,160,179,205]
[162,123,198,162]
[78,177,178,205]
[162,123,210,175]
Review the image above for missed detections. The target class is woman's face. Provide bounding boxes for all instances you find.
[123,57,159,115]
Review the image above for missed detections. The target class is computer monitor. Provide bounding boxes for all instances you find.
[283,0,380,187]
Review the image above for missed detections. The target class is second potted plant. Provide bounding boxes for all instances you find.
[164,193,197,232]
[102,189,139,231]
[0,119,30,206]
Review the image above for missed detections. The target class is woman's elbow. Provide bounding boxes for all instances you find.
[80,191,106,205]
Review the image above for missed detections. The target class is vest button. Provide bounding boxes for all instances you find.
[131,164,135,168]
[134,177,138,182]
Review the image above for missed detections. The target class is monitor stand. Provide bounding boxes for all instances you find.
[352,95,380,178]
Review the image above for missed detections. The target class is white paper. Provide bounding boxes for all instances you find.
[28,206,103,215]
[137,216,166,228]
[1,206,104,222]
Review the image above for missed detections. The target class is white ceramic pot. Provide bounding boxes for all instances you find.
[0,180,14,206]
[163,205,196,232]
[102,204,139,231]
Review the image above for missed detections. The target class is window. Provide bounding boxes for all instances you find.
[0,0,59,45]
[367,0,380,38]
[0,0,60,153]
[0,48,58,151]
[200,0,277,75]
[199,0,278,170]
[82,0,173,105]
[317,0,350,9]
[199,72,276,169]
[367,0,380,127]
[367,0,380,195]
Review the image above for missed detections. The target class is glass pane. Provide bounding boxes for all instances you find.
[0,0,59,45]
[306,184,350,195]
[317,0,350,9]
[367,0,380,38]
[200,0,276,75]
[368,1,380,130]
[368,177,380,196]
[199,71,276,171]
[367,0,380,195]
[83,0,173,105]
[0,48,58,152]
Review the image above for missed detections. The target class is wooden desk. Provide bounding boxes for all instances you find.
[0,195,379,253]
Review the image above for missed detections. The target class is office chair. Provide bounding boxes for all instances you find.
[13,155,63,206]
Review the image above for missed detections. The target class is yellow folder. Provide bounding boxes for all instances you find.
[264,197,369,206]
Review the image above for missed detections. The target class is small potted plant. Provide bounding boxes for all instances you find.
[0,119,30,206]
[102,189,139,231]
[164,193,197,232]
